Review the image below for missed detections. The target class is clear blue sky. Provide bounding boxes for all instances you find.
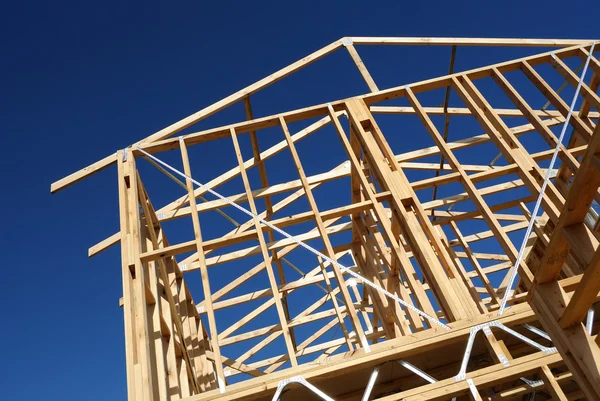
[1,1,598,400]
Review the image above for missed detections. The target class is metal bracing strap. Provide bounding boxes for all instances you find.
[273,366,381,401]
[361,366,381,401]
[587,304,596,334]
[397,360,457,401]
[522,324,552,341]
[271,376,335,401]
[455,321,556,381]
[466,378,480,399]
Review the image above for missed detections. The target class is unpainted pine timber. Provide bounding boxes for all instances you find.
[113,157,525,261]
[351,123,410,336]
[449,221,499,306]
[136,175,205,393]
[176,163,350,270]
[250,308,352,375]
[88,113,571,258]
[430,45,456,219]
[344,41,379,92]
[316,255,355,348]
[52,39,594,193]
[453,75,564,223]
[345,97,477,321]
[183,221,352,271]
[229,127,299,365]
[121,150,160,401]
[360,210,414,334]
[183,302,541,401]
[370,105,599,118]
[560,242,600,328]
[138,227,171,401]
[143,200,372,265]
[199,226,348,315]
[534,122,600,284]
[481,326,510,367]
[160,113,341,215]
[540,365,569,401]
[363,42,595,106]
[530,281,600,401]
[178,140,227,391]
[163,259,191,397]
[349,37,596,47]
[352,220,408,336]
[442,228,489,314]
[203,350,265,378]
[279,115,370,350]
[92,116,346,263]
[258,289,352,374]
[174,202,530,281]
[491,68,580,175]
[242,96,297,349]
[50,39,345,193]
[380,352,563,401]
[406,87,534,290]
[549,55,600,115]
[117,150,140,401]
[351,98,481,318]
[577,48,600,118]
[143,230,172,400]
[327,104,435,325]
[171,278,200,393]
[128,43,598,158]
[218,294,370,347]
[520,60,594,142]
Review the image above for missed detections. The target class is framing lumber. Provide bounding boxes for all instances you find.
[53,37,600,401]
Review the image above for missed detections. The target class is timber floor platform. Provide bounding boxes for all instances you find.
[53,37,600,401]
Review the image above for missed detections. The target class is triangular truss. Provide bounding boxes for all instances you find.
[53,37,600,401]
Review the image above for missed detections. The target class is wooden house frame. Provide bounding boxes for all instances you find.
[52,37,600,401]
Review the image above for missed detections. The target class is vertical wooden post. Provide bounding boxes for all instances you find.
[117,149,160,401]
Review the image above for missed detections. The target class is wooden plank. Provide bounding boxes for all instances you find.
[531,282,600,400]
[328,104,436,324]
[229,127,299,366]
[178,139,227,391]
[560,244,600,328]
[116,150,139,401]
[123,150,160,401]
[243,96,297,350]
[184,302,539,401]
[280,115,370,350]
[87,113,574,259]
[135,44,595,156]
[50,40,344,193]
[535,122,600,283]
[491,67,580,175]
[345,42,379,92]
[350,37,596,47]
[520,60,594,142]
[346,98,476,321]
[540,365,568,401]
[370,105,599,118]
[453,75,564,223]
[406,88,533,287]
[137,175,206,393]
[449,221,499,305]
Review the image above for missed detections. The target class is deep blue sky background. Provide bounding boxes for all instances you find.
[1,1,599,400]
